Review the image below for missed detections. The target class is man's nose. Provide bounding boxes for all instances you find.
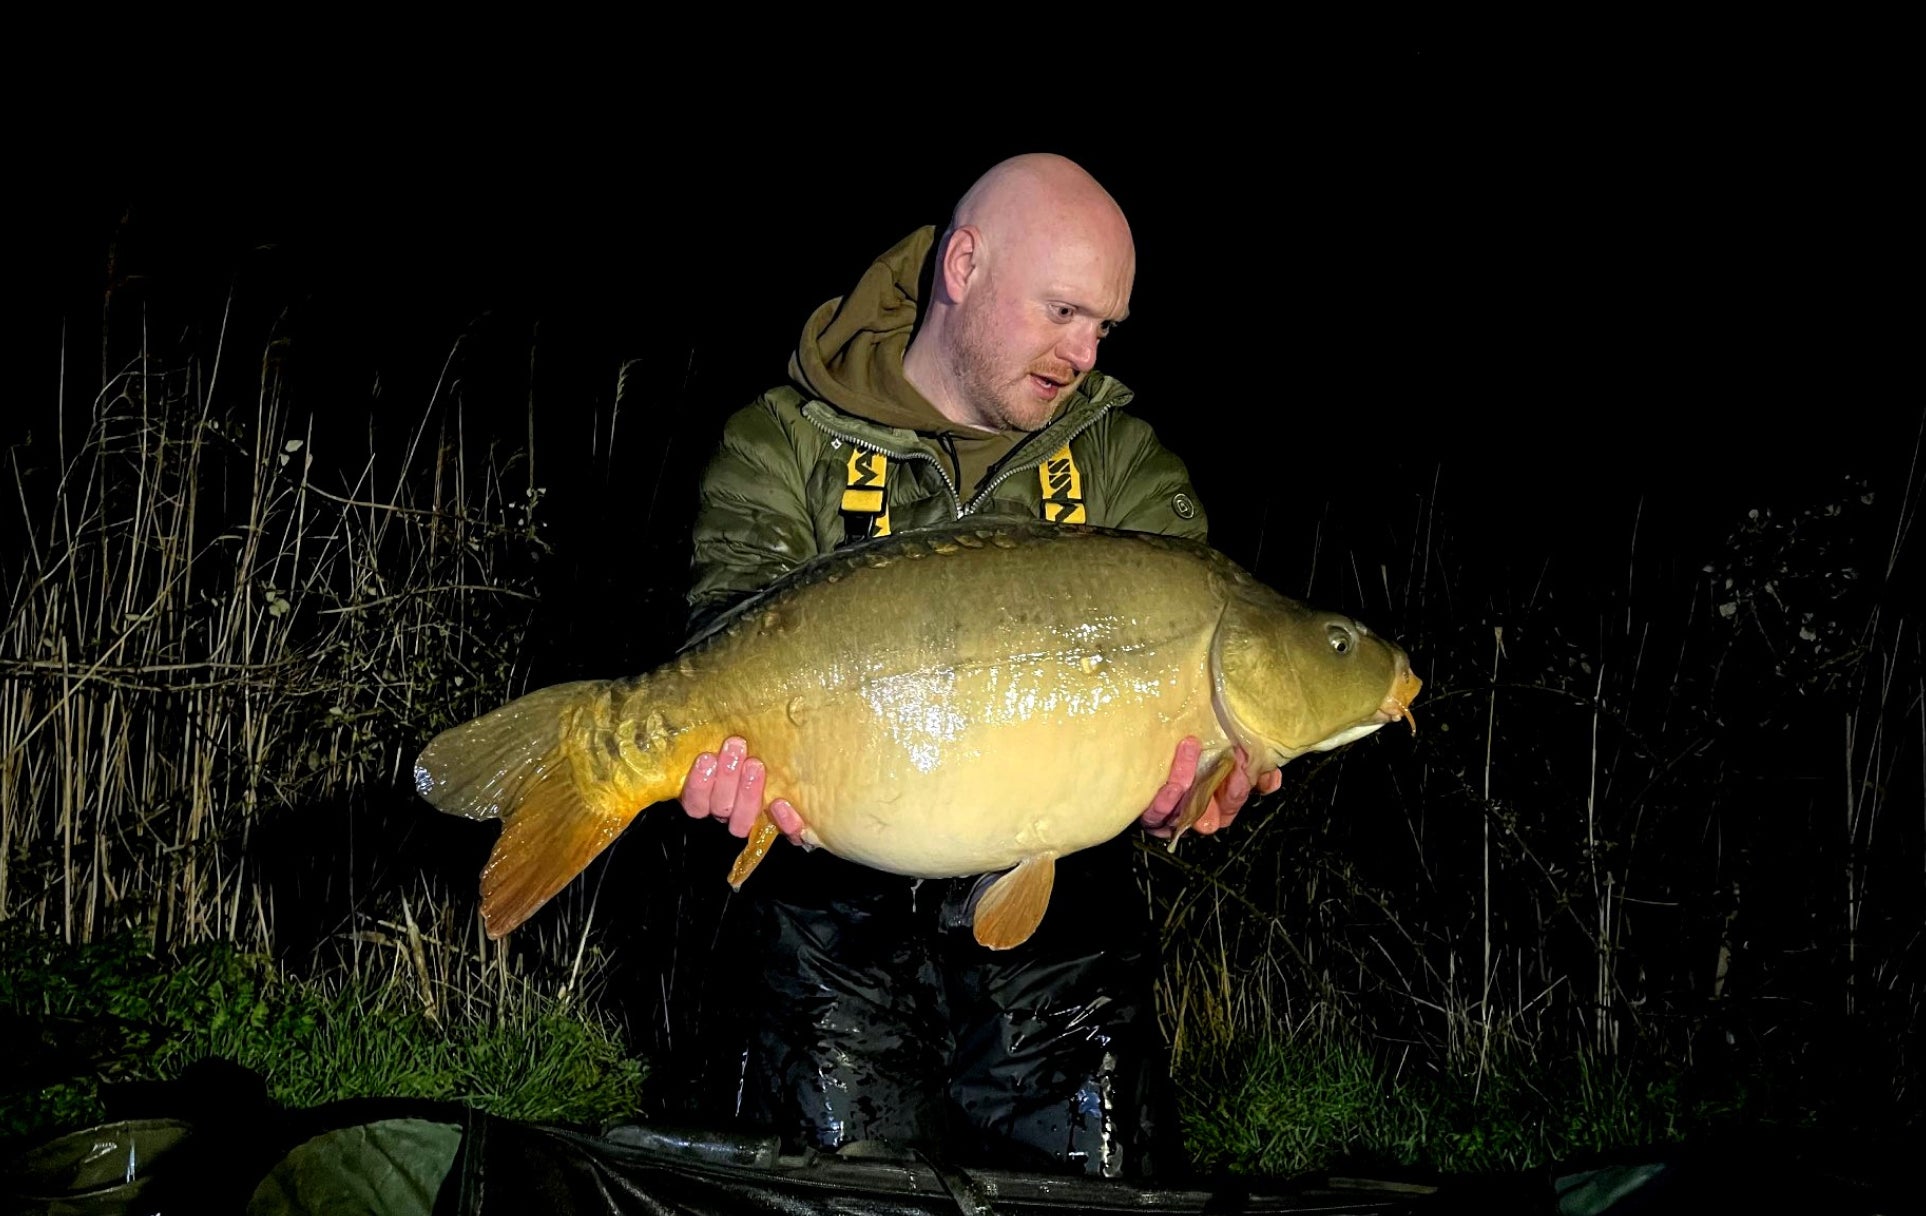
[1059,324,1100,373]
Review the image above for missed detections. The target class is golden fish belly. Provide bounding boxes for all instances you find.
[728,635,1224,876]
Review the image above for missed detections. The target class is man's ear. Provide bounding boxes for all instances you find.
[936,225,982,304]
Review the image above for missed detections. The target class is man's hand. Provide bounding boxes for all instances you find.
[679,737,806,843]
[1138,737,1283,838]
[684,734,1274,846]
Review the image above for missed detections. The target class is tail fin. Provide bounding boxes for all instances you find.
[414,681,646,938]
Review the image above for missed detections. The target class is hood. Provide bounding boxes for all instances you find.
[788,226,977,436]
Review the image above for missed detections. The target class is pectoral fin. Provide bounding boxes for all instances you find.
[1167,751,1237,851]
[972,854,1057,950]
[727,813,782,890]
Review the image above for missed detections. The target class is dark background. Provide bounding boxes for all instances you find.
[16,40,1911,608]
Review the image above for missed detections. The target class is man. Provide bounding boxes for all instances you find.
[676,153,1279,1177]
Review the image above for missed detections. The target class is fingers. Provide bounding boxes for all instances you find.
[1194,789,1240,836]
[1138,736,1203,833]
[680,738,809,845]
[679,750,720,817]
[1138,779,1185,835]
[1183,747,1283,837]
[1168,736,1202,785]
[680,737,751,825]
[680,737,746,818]
[1198,751,1255,835]
[767,798,805,845]
[726,757,766,838]
[707,737,748,825]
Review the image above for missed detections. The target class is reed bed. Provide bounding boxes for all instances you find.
[4,290,1919,1177]
[0,310,634,1144]
[1154,447,1925,1171]
[1,327,543,952]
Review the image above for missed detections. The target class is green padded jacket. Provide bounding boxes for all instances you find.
[687,228,1208,630]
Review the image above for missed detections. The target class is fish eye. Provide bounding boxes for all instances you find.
[1327,624,1355,655]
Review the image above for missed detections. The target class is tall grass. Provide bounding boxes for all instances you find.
[1,323,542,951]
[0,307,650,1146]
[1153,444,1926,1171]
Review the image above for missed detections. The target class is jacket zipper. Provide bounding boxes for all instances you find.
[963,400,1115,513]
[802,412,965,518]
[803,396,1117,519]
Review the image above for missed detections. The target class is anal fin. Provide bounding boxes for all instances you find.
[727,813,782,890]
[972,854,1057,950]
[1167,751,1237,851]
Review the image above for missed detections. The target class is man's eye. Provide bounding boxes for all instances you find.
[1051,304,1074,321]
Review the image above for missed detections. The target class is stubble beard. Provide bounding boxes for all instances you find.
[950,307,1057,433]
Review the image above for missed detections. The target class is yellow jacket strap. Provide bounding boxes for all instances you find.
[1038,444,1086,524]
[841,449,891,539]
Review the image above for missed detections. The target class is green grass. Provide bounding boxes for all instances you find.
[1177,1035,1718,1176]
[0,927,647,1152]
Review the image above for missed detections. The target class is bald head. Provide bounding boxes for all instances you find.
[950,153,1135,265]
[904,154,1137,432]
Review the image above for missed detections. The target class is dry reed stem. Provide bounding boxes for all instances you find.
[2,338,543,961]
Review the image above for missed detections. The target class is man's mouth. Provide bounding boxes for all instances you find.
[1028,368,1076,398]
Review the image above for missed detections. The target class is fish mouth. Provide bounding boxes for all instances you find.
[1378,663,1424,735]
[1309,664,1420,756]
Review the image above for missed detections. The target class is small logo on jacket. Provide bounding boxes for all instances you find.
[1171,493,1196,520]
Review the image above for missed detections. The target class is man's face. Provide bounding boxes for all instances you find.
[947,230,1134,432]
